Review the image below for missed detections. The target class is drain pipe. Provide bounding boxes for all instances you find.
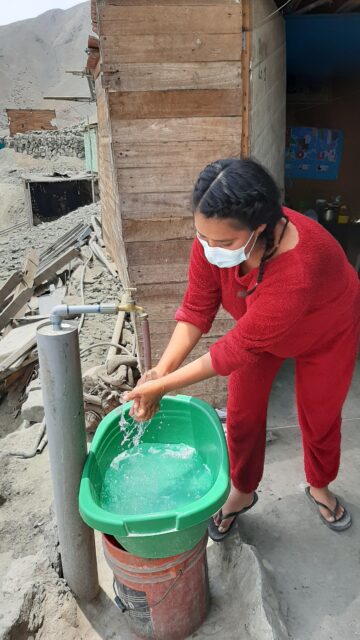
[37,298,149,601]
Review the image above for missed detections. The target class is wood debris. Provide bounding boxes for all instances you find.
[0,215,140,435]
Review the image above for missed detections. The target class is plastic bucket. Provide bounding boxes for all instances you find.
[79,395,229,558]
[103,532,210,640]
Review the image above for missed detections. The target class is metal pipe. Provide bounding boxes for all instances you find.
[37,322,99,601]
[140,315,152,372]
[50,302,118,330]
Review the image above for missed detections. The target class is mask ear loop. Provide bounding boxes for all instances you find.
[244,230,258,260]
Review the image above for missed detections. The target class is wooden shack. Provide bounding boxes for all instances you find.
[91,0,286,405]
[6,109,57,136]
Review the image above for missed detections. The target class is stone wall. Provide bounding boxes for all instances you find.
[5,125,85,159]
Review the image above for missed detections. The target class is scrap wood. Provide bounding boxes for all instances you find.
[0,320,46,370]
[38,223,88,265]
[0,362,35,396]
[12,249,39,323]
[91,215,105,247]
[34,247,80,287]
[0,271,23,311]
[89,239,117,278]
[0,287,34,332]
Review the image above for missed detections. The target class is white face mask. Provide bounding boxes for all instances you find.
[197,231,257,268]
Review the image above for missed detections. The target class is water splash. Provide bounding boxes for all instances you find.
[119,408,151,448]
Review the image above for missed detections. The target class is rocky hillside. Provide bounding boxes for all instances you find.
[0,2,95,132]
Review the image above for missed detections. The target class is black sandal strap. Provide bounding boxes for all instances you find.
[310,492,343,521]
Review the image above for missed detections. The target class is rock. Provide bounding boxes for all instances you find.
[1,422,44,455]
[0,551,79,640]
[21,389,44,423]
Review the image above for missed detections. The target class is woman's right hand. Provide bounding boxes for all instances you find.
[129,367,165,420]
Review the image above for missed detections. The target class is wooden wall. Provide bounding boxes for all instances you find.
[6,109,57,136]
[249,0,286,191]
[94,0,286,406]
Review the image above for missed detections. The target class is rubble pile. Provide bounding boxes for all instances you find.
[6,125,85,160]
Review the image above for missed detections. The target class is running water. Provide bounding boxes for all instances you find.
[118,409,151,447]
[100,442,213,516]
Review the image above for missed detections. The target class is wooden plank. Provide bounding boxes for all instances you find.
[0,288,33,331]
[129,263,189,285]
[117,166,201,194]
[114,140,240,169]
[34,247,80,287]
[100,5,242,35]
[12,249,39,322]
[118,164,202,193]
[109,89,242,119]
[112,117,242,143]
[102,62,241,92]
[106,1,241,5]
[126,239,193,265]
[0,272,22,311]
[123,217,194,242]
[101,33,241,64]
[241,0,251,156]
[120,192,193,220]
[145,317,234,338]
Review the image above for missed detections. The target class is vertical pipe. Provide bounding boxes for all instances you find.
[140,315,152,372]
[37,322,99,601]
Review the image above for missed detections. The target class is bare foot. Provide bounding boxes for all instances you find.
[214,486,255,533]
[309,486,344,522]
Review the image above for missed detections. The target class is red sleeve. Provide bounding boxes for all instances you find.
[175,237,221,334]
[210,264,309,376]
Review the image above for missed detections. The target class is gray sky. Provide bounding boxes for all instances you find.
[0,0,82,26]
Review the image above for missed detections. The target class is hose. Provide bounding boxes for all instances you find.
[79,342,133,358]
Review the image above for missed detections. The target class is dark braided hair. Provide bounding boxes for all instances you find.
[192,158,285,295]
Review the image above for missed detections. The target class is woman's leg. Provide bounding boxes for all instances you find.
[215,351,284,532]
[296,327,359,520]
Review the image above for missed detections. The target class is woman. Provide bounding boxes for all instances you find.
[125,158,360,539]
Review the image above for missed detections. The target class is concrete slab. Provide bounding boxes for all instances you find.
[234,357,360,640]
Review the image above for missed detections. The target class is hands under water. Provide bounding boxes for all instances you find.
[124,368,165,422]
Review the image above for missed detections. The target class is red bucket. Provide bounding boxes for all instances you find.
[102,532,210,640]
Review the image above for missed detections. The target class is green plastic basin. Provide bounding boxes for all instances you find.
[79,395,229,558]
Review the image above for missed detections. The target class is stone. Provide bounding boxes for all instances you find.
[21,389,44,423]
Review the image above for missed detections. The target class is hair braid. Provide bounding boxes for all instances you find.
[240,226,275,297]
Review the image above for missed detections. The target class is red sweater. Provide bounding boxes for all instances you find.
[175,208,360,376]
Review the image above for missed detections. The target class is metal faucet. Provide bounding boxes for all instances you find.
[49,289,152,371]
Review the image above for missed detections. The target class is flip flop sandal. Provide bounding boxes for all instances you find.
[305,486,352,532]
[208,492,258,542]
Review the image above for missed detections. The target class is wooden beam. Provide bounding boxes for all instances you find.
[34,247,80,287]
[0,272,23,311]
[0,288,34,331]
[101,62,241,92]
[100,5,242,35]
[108,89,242,119]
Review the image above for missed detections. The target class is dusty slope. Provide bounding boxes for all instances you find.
[0,2,95,131]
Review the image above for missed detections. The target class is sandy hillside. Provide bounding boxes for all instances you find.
[0,2,95,131]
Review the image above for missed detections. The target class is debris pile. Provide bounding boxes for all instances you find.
[5,125,85,160]
[0,203,140,450]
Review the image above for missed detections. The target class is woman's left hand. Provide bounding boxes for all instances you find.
[124,380,164,422]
